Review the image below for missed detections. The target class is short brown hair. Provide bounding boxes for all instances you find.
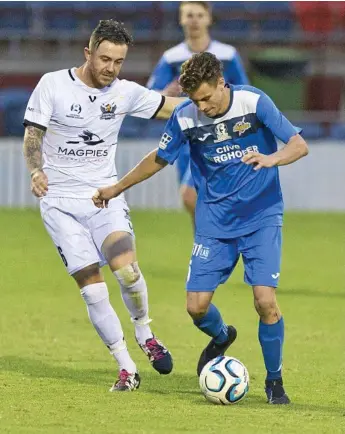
[179,1,212,14]
[90,19,133,50]
[179,52,223,94]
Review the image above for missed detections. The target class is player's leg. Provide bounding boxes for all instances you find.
[73,264,140,391]
[40,197,139,392]
[240,226,290,404]
[90,199,172,375]
[186,237,238,375]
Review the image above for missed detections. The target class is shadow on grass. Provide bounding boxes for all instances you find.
[190,393,343,415]
[278,288,345,299]
[0,356,342,415]
[0,356,111,385]
[0,355,199,390]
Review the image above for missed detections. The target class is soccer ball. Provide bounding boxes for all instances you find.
[199,356,249,405]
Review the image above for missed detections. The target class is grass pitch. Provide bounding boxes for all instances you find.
[0,210,344,433]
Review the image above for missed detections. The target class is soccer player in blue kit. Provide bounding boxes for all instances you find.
[93,53,309,404]
[147,1,249,219]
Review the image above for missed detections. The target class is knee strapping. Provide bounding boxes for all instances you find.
[114,262,141,288]
[103,234,134,262]
[80,282,109,305]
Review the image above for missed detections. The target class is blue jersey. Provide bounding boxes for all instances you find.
[157,85,301,239]
[148,41,249,189]
[147,40,249,90]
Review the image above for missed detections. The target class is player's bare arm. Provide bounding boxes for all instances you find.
[155,96,185,119]
[162,80,181,97]
[93,148,166,208]
[23,126,48,197]
[242,134,309,171]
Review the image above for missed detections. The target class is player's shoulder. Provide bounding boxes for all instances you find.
[37,69,73,90]
[175,99,194,117]
[42,68,71,82]
[115,78,146,92]
[209,40,238,60]
[163,42,191,64]
[232,85,267,103]
[173,100,197,130]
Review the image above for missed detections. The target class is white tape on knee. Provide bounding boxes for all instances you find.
[80,282,109,305]
[114,263,140,288]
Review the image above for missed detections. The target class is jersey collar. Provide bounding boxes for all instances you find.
[67,68,117,94]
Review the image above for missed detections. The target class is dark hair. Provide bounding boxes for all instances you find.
[179,1,212,14]
[179,52,223,93]
[90,19,133,50]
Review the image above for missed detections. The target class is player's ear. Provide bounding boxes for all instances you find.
[84,47,91,61]
[218,76,225,88]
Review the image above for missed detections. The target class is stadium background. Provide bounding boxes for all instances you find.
[0,0,345,209]
[0,2,344,434]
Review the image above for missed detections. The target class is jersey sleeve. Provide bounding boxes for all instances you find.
[256,91,302,143]
[23,74,54,131]
[156,109,188,165]
[146,55,174,90]
[128,82,165,119]
[224,52,249,85]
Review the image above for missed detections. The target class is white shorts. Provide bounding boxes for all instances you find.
[40,197,134,275]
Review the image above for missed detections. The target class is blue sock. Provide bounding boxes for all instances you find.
[259,317,284,381]
[193,304,228,344]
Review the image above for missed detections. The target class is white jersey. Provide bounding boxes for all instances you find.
[24,68,163,198]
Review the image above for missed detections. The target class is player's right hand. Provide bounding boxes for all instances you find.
[92,185,119,208]
[31,170,48,197]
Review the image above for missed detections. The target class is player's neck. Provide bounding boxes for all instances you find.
[75,63,103,89]
[215,87,231,118]
[185,34,211,53]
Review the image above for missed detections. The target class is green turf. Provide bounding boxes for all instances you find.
[0,210,344,434]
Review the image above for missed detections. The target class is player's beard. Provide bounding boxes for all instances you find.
[89,64,115,88]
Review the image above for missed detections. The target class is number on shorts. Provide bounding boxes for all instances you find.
[57,246,68,267]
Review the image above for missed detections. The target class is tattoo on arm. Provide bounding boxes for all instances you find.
[23,126,45,173]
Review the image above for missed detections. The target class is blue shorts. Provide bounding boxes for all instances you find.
[186,226,282,291]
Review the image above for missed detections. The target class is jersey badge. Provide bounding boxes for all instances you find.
[233,117,251,136]
[214,122,232,143]
[100,102,117,120]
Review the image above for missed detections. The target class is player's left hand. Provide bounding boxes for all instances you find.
[241,152,278,171]
[92,185,120,208]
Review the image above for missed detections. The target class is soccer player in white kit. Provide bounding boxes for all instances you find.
[22,20,180,392]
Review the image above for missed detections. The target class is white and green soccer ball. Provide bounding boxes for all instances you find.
[199,356,249,405]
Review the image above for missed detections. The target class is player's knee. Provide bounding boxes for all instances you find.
[254,295,277,317]
[114,262,141,288]
[180,186,196,214]
[102,233,134,264]
[73,263,103,289]
[186,302,208,319]
[80,282,109,305]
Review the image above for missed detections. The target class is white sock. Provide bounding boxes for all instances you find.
[108,339,137,373]
[114,270,154,345]
[80,282,137,373]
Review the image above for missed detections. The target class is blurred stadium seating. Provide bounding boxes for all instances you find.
[1,1,345,139]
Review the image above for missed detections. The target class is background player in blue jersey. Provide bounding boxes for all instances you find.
[147,1,249,220]
[93,53,308,404]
